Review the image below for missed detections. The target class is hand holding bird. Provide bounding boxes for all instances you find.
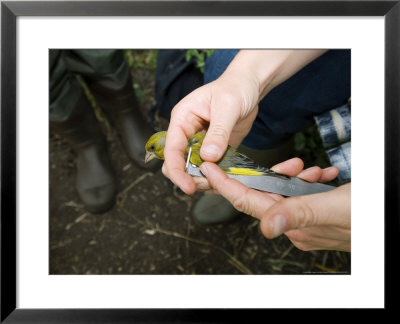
[145,131,281,177]
[148,49,349,251]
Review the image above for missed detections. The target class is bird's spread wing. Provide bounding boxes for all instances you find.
[219,149,289,179]
[185,133,288,179]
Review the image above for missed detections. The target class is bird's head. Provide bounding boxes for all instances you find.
[145,131,167,163]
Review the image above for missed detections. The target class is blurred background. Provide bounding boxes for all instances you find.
[49,50,350,275]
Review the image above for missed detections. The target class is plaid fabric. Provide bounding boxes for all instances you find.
[315,103,351,182]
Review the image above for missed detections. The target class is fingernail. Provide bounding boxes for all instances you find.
[200,164,208,177]
[201,145,220,159]
[270,215,287,237]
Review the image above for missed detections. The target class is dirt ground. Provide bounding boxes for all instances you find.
[49,50,350,275]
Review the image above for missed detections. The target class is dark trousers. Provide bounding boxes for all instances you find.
[49,49,129,121]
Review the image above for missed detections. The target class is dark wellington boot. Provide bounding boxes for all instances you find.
[89,74,161,171]
[51,93,116,213]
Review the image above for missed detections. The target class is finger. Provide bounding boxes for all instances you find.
[297,166,339,183]
[259,184,351,238]
[200,97,240,162]
[162,150,211,192]
[296,166,323,182]
[161,162,168,177]
[285,226,350,244]
[193,177,211,192]
[163,123,196,195]
[270,158,304,176]
[286,239,327,252]
[199,162,279,219]
[288,235,350,252]
[319,166,339,182]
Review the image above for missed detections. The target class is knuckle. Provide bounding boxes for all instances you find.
[232,194,246,213]
[208,124,230,143]
[292,197,317,228]
[170,106,180,119]
[231,188,252,215]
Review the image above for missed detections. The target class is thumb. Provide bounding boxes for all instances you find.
[200,98,241,162]
[260,185,350,238]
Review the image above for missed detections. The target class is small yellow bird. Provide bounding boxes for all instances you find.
[145,131,279,177]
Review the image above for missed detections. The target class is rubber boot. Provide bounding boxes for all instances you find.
[51,93,117,213]
[192,137,295,225]
[88,74,161,171]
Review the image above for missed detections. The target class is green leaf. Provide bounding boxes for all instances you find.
[133,83,143,102]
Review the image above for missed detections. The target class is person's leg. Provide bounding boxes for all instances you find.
[64,49,160,170]
[242,49,351,149]
[50,50,116,213]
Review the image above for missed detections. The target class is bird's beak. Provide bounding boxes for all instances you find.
[145,151,157,163]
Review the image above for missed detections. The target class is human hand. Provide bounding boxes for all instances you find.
[199,158,351,252]
[163,68,261,194]
[163,49,327,195]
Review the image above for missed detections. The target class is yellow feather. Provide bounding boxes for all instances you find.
[225,167,265,176]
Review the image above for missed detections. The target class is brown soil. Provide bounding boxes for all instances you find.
[49,51,350,275]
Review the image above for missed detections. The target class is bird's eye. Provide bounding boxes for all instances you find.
[150,144,155,151]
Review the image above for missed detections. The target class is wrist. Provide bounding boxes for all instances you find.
[218,65,261,113]
[225,50,291,101]
[225,49,327,101]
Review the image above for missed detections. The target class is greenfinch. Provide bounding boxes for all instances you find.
[145,131,279,177]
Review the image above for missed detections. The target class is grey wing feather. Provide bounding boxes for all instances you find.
[219,148,285,177]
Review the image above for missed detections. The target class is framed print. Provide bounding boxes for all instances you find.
[1,0,398,321]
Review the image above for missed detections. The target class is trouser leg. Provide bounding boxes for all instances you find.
[64,49,160,170]
[49,50,116,213]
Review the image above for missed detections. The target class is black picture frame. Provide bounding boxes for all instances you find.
[1,0,398,321]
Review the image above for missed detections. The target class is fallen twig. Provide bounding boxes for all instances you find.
[154,227,253,275]
[65,212,89,230]
[117,172,153,207]
[280,244,294,260]
[120,206,252,274]
[64,200,85,210]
